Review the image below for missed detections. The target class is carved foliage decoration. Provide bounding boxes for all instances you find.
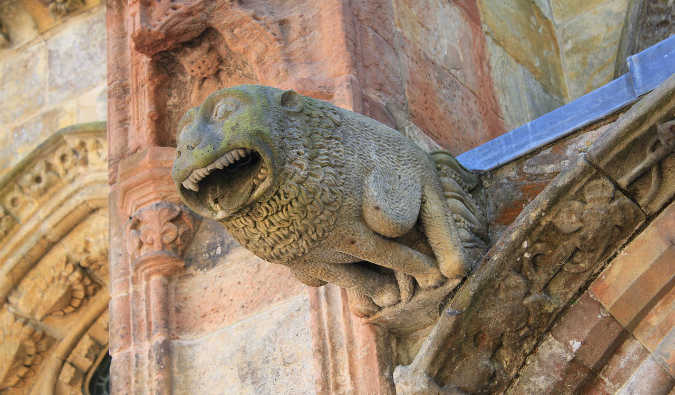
[394,165,644,395]
[1,132,106,223]
[126,202,197,261]
[31,255,100,320]
[0,206,17,239]
[45,0,84,19]
[0,313,49,391]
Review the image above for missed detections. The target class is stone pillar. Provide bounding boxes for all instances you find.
[106,0,504,393]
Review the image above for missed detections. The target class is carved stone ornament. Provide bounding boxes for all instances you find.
[0,22,9,48]
[0,313,49,391]
[126,202,198,278]
[44,0,84,19]
[30,255,100,320]
[172,85,488,320]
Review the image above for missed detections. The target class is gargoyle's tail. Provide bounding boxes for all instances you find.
[430,150,489,248]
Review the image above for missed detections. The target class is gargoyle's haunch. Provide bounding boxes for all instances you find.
[172,85,487,316]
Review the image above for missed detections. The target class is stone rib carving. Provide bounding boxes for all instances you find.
[0,313,49,391]
[172,85,488,319]
[394,71,675,395]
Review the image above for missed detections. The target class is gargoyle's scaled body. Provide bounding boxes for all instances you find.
[172,85,487,316]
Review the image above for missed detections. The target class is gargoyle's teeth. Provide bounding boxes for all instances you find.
[182,179,200,192]
[182,148,260,193]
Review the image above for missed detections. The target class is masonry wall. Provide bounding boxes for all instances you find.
[0,2,107,179]
[482,0,630,130]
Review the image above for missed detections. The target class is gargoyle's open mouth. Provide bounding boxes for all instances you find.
[180,148,268,217]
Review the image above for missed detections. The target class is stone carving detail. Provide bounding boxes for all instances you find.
[1,133,107,220]
[0,313,49,390]
[394,167,643,395]
[31,255,100,320]
[126,202,197,261]
[0,206,17,239]
[176,34,228,105]
[45,0,84,19]
[0,22,9,48]
[172,85,488,318]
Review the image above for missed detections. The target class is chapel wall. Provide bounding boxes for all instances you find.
[0,1,107,179]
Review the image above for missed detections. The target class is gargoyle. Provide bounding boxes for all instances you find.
[171,85,487,317]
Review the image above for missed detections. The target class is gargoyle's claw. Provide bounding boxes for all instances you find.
[372,283,400,307]
[396,272,415,303]
[394,365,467,395]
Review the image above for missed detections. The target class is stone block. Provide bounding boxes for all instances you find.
[509,335,593,395]
[617,356,675,395]
[395,0,505,151]
[594,335,649,393]
[173,256,307,338]
[481,0,567,99]
[46,6,106,104]
[553,0,630,100]
[486,35,565,131]
[172,295,316,395]
[591,200,675,313]
[399,34,504,154]
[552,292,626,370]
[609,246,675,327]
[76,82,107,123]
[0,42,46,125]
[11,102,77,156]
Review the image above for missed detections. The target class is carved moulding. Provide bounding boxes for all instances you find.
[394,73,675,394]
[0,123,110,395]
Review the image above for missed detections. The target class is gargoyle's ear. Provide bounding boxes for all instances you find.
[280,89,304,112]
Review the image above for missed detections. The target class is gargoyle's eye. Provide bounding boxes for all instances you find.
[213,99,239,121]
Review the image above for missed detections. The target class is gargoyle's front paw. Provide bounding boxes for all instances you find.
[415,268,446,289]
[372,283,400,307]
[394,365,467,395]
[439,259,470,280]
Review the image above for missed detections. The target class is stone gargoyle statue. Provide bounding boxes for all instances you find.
[171,85,488,318]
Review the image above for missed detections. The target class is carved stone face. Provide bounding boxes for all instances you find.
[172,85,299,221]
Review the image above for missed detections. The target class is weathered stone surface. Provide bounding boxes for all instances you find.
[588,73,675,215]
[552,0,630,100]
[11,103,77,155]
[46,6,106,104]
[486,36,564,130]
[174,256,306,337]
[172,295,316,395]
[76,81,107,123]
[0,42,46,125]
[509,335,593,395]
[481,0,566,99]
[395,0,506,152]
[617,356,675,395]
[484,120,610,239]
[395,155,644,394]
[585,335,649,394]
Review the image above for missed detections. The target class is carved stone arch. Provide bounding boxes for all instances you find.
[0,123,110,395]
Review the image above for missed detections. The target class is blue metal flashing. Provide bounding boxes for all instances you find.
[457,35,675,171]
